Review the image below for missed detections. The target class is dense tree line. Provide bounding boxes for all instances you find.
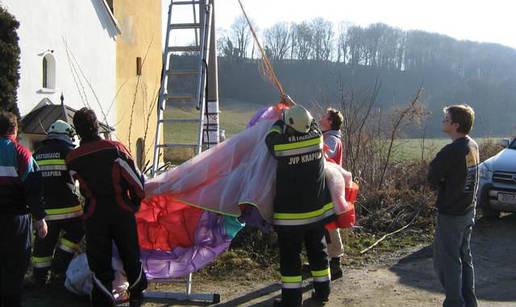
[218,17,516,81]
[0,6,21,116]
[215,17,516,137]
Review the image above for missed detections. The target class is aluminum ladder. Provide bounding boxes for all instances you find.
[145,0,220,304]
[151,0,220,176]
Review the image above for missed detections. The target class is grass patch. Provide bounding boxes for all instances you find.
[341,228,433,267]
[394,137,503,161]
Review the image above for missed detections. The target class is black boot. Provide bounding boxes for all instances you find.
[128,265,147,307]
[28,268,50,289]
[309,291,329,305]
[329,257,343,280]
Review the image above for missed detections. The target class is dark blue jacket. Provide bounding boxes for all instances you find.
[0,135,45,219]
[33,137,82,221]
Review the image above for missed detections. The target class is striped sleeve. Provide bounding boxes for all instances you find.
[115,142,144,198]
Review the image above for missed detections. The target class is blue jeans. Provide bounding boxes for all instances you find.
[433,209,477,307]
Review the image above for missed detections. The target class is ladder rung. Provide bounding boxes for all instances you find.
[167,70,198,76]
[170,23,201,30]
[172,0,201,5]
[159,118,201,123]
[158,143,198,148]
[167,46,200,52]
[164,94,194,101]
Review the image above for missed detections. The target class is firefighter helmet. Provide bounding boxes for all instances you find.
[48,120,75,137]
[284,105,313,133]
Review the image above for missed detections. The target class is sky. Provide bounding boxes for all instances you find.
[204,0,516,49]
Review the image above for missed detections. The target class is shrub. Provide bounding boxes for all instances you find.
[0,6,21,116]
[479,138,503,162]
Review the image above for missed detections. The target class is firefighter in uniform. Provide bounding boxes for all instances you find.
[31,120,84,286]
[266,105,334,307]
[66,108,147,307]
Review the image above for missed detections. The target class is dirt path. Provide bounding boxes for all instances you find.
[25,214,516,306]
[211,214,516,307]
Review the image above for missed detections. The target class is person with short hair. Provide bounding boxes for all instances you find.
[318,107,345,279]
[0,111,47,307]
[428,104,479,307]
[319,108,343,165]
[66,108,147,307]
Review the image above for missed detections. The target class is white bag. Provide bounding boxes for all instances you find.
[65,253,129,301]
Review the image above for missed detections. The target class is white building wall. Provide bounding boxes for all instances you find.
[1,0,118,126]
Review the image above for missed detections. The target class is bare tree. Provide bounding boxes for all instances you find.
[292,21,313,60]
[344,26,365,66]
[336,21,352,63]
[229,15,252,60]
[377,88,428,188]
[218,35,237,59]
[264,22,291,60]
[310,18,334,61]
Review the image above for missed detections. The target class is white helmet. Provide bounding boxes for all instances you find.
[284,105,313,133]
[48,120,75,137]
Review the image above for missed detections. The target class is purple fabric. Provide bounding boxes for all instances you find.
[141,211,233,279]
[140,105,282,280]
[247,106,270,128]
[239,205,273,233]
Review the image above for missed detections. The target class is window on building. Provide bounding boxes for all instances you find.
[42,53,56,89]
[136,57,142,76]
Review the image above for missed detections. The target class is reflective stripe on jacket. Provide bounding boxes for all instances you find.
[34,138,82,220]
[265,120,334,228]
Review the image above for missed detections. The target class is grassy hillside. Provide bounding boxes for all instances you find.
[161,100,502,162]
[161,99,262,162]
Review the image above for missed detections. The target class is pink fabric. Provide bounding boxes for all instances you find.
[145,118,280,222]
[144,105,352,222]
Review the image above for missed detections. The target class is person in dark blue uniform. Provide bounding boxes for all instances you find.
[31,120,84,286]
[266,105,334,307]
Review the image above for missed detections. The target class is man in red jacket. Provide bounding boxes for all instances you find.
[319,108,345,279]
[66,108,147,307]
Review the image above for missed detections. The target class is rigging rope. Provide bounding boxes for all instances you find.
[237,0,294,105]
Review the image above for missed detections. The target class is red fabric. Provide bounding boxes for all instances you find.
[136,193,203,251]
[336,204,355,228]
[345,182,359,203]
[325,182,359,230]
[274,102,290,113]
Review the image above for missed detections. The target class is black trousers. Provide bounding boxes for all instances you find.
[276,224,330,307]
[85,205,147,306]
[0,214,31,307]
[32,218,84,282]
